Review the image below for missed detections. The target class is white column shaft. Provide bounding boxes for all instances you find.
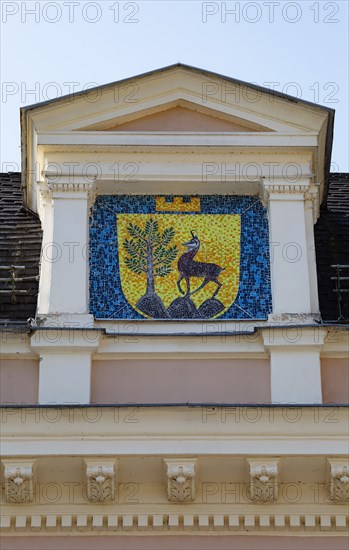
[37,196,54,315]
[269,194,311,314]
[49,192,89,314]
[270,348,322,403]
[305,202,319,314]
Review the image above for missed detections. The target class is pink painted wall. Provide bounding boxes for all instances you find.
[108,106,259,132]
[0,359,39,404]
[321,358,349,403]
[91,359,270,403]
[1,536,348,550]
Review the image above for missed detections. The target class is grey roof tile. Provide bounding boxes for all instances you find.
[315,173,349,322]
[0,173,42,322]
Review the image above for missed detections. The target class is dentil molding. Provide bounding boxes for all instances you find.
[1,511,348,534]
[39,175,97,208]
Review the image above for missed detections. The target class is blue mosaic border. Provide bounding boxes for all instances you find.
[89,195,272,320]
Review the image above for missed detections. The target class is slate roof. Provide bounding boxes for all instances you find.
[0,173,42,322]
[315,173,349,322]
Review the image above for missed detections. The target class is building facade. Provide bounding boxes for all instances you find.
[1,65,348,549]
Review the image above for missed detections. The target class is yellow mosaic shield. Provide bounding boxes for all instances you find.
[117,213,241,318]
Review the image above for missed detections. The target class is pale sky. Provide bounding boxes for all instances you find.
[1,0,348,171]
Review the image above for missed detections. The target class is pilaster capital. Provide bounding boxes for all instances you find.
[38,181,53,204]
[164,459,197,503]
[2,459,36,503]
[42,173,97,208]
[262,179,320,221]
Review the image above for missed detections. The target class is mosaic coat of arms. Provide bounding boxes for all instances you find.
[90,195,272,320]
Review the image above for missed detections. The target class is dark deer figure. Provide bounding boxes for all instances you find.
[177,231,224,298]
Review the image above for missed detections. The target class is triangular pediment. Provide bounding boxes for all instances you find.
[22,64,333,214]
[24,64,330,137]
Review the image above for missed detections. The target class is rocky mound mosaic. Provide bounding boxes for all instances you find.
[89,195,272,320]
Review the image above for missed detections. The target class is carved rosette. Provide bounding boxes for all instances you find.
[85,460,117,503]
[328,460,349,503]
[164,459,197,503]
[248,459,279,503]
[3,462,34,503]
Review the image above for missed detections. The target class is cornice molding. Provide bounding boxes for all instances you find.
[2,408,348,456]
[37,132,319,147]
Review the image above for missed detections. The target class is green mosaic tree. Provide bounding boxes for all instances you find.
[123,218,178,318]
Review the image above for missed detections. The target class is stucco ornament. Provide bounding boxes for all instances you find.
[329,461,349,502]
[248,460,279,503]
[3,463,34,503]
[85,461,116,503]
[164,459,197,502]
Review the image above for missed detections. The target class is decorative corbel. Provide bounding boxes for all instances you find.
[2,460,35,503]
[164,459,197,503]
[247,459,279,503]
[328,459,349,503]
[84,460,117,503]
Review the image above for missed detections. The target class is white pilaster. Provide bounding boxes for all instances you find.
[31,331,100,404]
[262,328,325,404]
[37,183,54,315]
[37,176,96,325]
[264,180,316,315]
[38,353,92,404]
